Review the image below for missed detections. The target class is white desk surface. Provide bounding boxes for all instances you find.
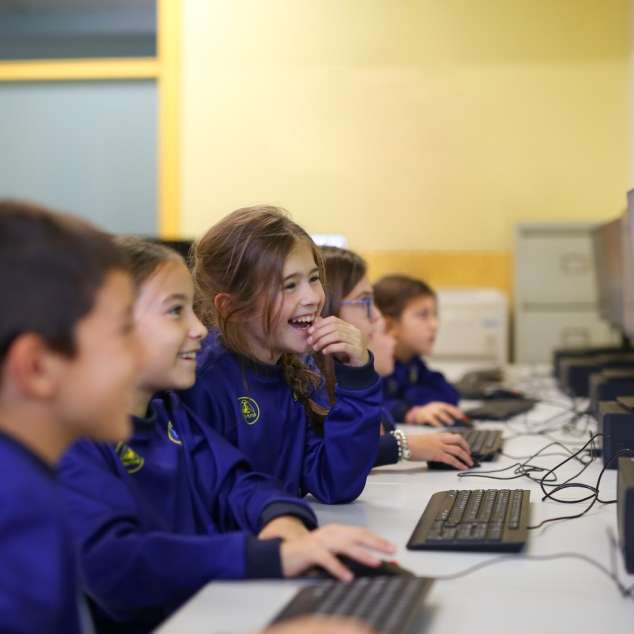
[156,370,634,634]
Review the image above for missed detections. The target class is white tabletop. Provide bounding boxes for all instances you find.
[156,373,634,634]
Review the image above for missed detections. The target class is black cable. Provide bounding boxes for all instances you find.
[433,552,633,598]
[457,432,620,530]
[527,445,634,530]
[458,438,591,487]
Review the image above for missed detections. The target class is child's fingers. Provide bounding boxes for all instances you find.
[320,525,396,555]
[313,550,354,582]
[433,408,455,425]
[440,403,465,419]
[307,316,349,338]
[348,529,396,555]
[336,545,382,568]
[443,443,473,467]
[444,433,472,454]
[309,329,358,351]
[422,412,444,427]
[438,452,469,470]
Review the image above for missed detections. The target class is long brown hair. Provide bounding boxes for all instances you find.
[192,205,335,419]
[320,246,368,318]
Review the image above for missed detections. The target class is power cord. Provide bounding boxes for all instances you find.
[433,536,633,599]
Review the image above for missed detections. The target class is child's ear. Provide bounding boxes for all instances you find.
[213,293,232,319]
[4,334,64,399]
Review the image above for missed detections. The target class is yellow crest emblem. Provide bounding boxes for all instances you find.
[238,396,260,425]
[115,442,144,474]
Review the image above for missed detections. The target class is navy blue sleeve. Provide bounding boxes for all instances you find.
[216,467,319,533]
[58,441,283,625]
[301,356,382,503]
[181,400,318,534]
[403,367,461,407]
[260,502,318,530]
[383,396,410,422]
[374,434,399,467]
[0,492,83,634]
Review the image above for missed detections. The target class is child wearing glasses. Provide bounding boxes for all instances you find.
[374,274,468,427]
[321,247,472,470]
[179,206,382,504]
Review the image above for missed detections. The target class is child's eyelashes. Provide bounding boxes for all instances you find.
[283,275,321,292]
[167,305,185,317]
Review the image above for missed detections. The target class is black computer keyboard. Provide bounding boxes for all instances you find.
[464,398,535,421]
[271,576,434,634]
[457,429,503,460]
[427,429,503,470]
[407,488,530,552]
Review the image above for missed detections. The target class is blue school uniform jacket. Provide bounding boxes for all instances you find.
[0,433,85,634]
[375,407,400,466]
[59,391,317,634]
[179,331,382,504]
[310,379,398,468]
[382,356,460,421]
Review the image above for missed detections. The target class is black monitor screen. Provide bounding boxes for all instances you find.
[623,191,634,339]
[592,216,624,330]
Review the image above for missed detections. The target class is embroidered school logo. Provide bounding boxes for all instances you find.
[167,420,182,446]
[238,396,260,425]
[115,442,144,474]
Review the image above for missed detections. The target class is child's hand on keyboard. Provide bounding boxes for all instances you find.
[407,432,473,469]
[405,402,467,427]
[279,524,395,581]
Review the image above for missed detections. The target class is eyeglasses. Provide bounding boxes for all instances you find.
[340,296,375,320]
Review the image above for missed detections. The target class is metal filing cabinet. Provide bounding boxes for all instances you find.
[514,223,619,363]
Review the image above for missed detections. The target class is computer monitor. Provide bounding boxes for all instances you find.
[592,216,624,330]
[622,190,634,340]
[148,238,194,264]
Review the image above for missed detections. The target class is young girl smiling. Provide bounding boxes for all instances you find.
[181,206,382,503]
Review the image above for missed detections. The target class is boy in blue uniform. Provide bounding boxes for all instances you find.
[0,200,139,633]
[60,238,394,634]
[373,274,468,427]
[181,206,382,504]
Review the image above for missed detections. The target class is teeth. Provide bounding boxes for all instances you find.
[290,315,314,324]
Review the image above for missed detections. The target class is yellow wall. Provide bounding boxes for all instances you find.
[180,0,628,290]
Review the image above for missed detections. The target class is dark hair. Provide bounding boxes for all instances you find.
[192,205,335,419]
[115,236,184,289]
[0,199,128,363]
[373,274,436,320]
[320,246,368,318]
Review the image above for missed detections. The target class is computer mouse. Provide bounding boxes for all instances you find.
[422,415,472,429]
[447,416,473,429]
[484,387,525,400]
[304,556,414,580]
[427,458,481,471]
